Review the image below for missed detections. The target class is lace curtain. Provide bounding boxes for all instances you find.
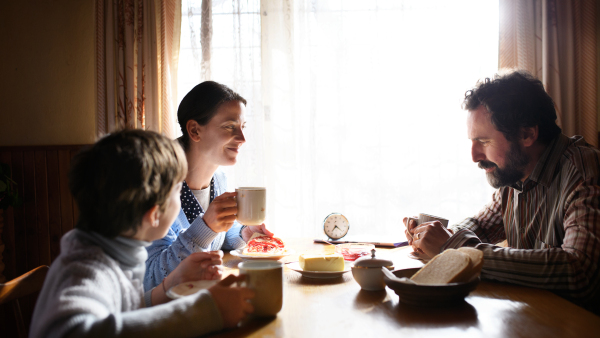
[178,0,499,239]
[499,0,598,146]
[96,0,182,138]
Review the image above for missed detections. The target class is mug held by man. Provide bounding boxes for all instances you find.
[408,213,449,228]
[236,187,266,225]
[238,261,284,317]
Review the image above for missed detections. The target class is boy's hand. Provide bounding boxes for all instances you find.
[203,192,238,233]
[241,223,275,242]
[167,251,223,289]
[208,274,255,328]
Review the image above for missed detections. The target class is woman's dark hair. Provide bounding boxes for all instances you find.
[69,129,187,238]
[462,71,561,144]
[177,81,247,150]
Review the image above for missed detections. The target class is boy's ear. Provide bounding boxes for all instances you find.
[142,205,161,229]
[186,120,203,142]
[521,125,539,148]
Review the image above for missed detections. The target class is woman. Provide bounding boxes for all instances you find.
[144,81,273,291]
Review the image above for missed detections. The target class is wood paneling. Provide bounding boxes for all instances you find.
[46,151,61,262]
[58,150,75,234]
[0,145,85,279]
[0,145,86,336]
[23,151,38,273]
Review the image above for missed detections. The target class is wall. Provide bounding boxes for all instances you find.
[1,1,598,142]
[0,0,96,146]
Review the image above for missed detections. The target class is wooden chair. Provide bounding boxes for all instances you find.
[0,265,49,338]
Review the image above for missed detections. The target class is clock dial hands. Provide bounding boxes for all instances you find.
[323,213,350,240]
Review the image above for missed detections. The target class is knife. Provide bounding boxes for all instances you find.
[313,239,409,248]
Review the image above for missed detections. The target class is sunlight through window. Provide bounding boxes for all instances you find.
[178,0,499,239]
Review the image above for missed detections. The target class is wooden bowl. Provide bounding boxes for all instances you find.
[383,268,479,307]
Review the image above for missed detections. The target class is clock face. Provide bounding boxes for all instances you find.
[323,213,350,240]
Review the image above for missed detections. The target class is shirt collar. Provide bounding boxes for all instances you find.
[181,180,202,224]
[525,134,570,188]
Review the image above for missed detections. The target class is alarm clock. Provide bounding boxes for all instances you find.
[323,213,350,240]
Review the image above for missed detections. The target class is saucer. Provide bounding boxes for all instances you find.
[166,280,218,299]
[230,248,295,261]
[287,262,351,279]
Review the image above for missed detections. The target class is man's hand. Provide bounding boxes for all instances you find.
[403,216,416,244]
[241,223,275,242]
[203,192,238,233]
[403,216,425,256]
[411,221,454,258]
[208,275,255,328]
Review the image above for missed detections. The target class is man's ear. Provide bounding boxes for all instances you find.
[142,205,161,229]
[186,120,203,143]
[521,126,539,148]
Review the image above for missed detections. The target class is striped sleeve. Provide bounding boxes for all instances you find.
[459,178,600,304]
[144,210,219,291]
[443,189,506,250]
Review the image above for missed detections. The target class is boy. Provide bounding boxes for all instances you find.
[30,130,254,337]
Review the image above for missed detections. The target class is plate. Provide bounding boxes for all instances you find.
[230,248,295,261]
[287,262,351,279]
[383,268,479,307]
[408,251,432,263]
[166,280,218,299]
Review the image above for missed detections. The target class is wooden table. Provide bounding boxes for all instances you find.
[206,238,600,338]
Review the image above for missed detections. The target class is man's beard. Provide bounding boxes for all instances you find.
[478,142,529,189]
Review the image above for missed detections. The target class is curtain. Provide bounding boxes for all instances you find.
[96,0,182,138]
[179,0,499,239]
[499,0,598,146]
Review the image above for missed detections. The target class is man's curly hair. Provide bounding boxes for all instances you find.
[463,70,561,144]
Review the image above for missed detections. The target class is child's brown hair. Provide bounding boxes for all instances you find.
[69,129,187,238]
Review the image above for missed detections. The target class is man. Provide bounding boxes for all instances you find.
[406,71,600,311]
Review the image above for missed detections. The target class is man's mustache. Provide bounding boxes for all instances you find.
[478,161,497,169]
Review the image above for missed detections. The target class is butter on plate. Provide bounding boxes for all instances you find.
[299,253,345,271]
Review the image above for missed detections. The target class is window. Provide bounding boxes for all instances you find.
[178,0,499,239]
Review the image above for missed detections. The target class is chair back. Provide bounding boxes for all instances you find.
[0,265,50,338]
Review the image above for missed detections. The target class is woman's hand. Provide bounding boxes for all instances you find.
[151,251,223,305]
[208,274,255,328]
[203,192,238,233]
[167,251,224,288]
[241,223,275,242]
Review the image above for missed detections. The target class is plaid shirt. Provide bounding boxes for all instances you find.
[443,134,600,309]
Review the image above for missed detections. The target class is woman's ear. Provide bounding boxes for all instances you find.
[142,205,161,229]
[521,125,539,148]
[186,120,203,142]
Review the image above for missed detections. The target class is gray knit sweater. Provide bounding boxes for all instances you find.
[30,229,224,338]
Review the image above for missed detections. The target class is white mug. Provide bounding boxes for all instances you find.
[407,213,449,228]
[236,187,266,225]
[238,261,283,317]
